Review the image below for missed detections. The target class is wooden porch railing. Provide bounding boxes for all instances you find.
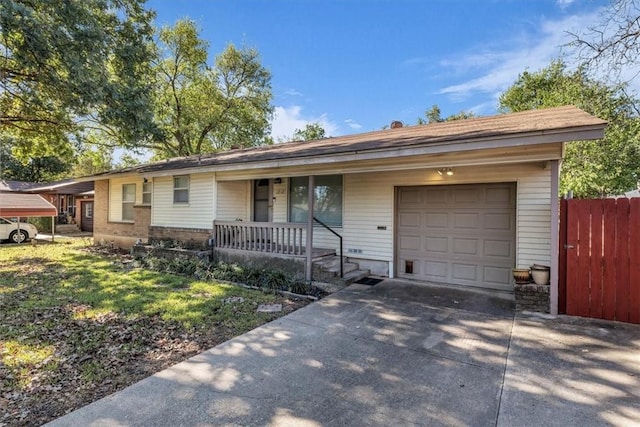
[213,221,307,255]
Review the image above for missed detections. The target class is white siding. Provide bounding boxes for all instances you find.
[342,163,552,272]
[217,180,250,221]
[272,179,288,222]
[516,173,551,267]
[213,162,553,277]
[108,176,143,222]
[151,173,215,229]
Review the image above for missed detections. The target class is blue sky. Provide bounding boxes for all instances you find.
[147,0,614,141]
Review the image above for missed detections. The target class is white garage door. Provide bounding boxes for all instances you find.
[396,183,516,291]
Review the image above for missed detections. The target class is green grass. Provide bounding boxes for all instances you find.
[0,240,304,425]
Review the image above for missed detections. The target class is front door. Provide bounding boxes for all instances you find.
[81,201,94,232]
[253,179,272,222]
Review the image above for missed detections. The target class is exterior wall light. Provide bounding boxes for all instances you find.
[437,167,454,176]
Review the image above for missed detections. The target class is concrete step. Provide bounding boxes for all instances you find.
[312,255,370,285]
[339,269,371,285]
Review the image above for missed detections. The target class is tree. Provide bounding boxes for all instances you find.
[0,145,70,182]
[499,60,640,197]
[70,146,115,178]
[417,105,475,124]
[291,123,326,141]
[568,0,640,82]
[0,0,158,159]
[148,19,273,158]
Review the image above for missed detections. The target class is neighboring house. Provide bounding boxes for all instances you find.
[84,106,606,315]
[0,179,95,231]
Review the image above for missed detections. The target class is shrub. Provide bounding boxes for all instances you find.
[132,252,318,296]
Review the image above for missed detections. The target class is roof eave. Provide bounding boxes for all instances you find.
[141,124,605,178]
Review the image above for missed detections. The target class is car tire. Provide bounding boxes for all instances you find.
[9,230,28,243]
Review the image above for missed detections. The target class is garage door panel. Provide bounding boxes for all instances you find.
[453,188,481,204]
[424,260,448,281]
[485,213,514,231]
[453,238,479,255]
[424,188,448,205]
[399,212,421,227]
[483,240,513,258]
[452,263,478,281]
[399,188,422,205]
[399,235,421,251]
[425,236,448,253]
[397,183,516,290]
[453,213,479,229]
[425,212,449,228]
[483,266,512,285]
[486,186,515,204]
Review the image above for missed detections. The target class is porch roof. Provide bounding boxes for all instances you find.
[87,106,606,178]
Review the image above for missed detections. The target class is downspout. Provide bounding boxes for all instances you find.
[550,160,560,315]
[305,175,315,282]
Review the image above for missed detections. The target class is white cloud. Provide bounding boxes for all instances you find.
[556,0,577,8]
[436,11,603,102]
[284,88,303,96]
[344,119,362,130]
[271,106,339,141]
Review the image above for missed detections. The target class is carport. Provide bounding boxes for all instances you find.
[0,192,58,242]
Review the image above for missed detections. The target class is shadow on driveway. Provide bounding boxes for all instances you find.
[47,280,640,427]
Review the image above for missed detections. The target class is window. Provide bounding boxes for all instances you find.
[142,181,152,205]
[173,176,189,204]
[84,203,93,219]
[122,184,135,221]
[289,175,343,226]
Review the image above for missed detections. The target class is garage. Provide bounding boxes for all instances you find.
[396,183,516,291]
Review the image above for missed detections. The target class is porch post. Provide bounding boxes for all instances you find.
[51,216,55,243]
[305,175,314,282]
[550,160,560,315]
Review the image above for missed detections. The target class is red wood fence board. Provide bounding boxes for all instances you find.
[565,200,580,316]
[576,200,592,317]
[629,198,640,324]
[602,199,618,321]
[615,198,630,323]
[589,200,604,319]
[558,199,568,314]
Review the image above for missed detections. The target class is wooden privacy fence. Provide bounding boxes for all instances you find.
[559,198,640,323]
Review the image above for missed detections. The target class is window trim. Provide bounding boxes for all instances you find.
[288,175,343,227]
[173,175,190,204]
[142,181,152,205]
[122,183,136,222]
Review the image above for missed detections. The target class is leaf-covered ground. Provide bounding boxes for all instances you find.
[0,240,309,426]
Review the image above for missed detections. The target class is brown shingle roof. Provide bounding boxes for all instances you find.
[94,106,606,176]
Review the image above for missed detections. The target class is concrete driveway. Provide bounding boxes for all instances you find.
[48,280,640,427]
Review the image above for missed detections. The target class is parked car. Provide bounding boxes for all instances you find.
[0,217,38,243]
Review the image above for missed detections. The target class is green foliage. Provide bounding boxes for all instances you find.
[28,217,52,233]
[149,19,274,158]
[499,60,640,197]
[0,145,69,182]
[291,122,326,141]
[0,0,158,159]
[134,250,315,296]
[417,105,476,124]
[69,146,114,177]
